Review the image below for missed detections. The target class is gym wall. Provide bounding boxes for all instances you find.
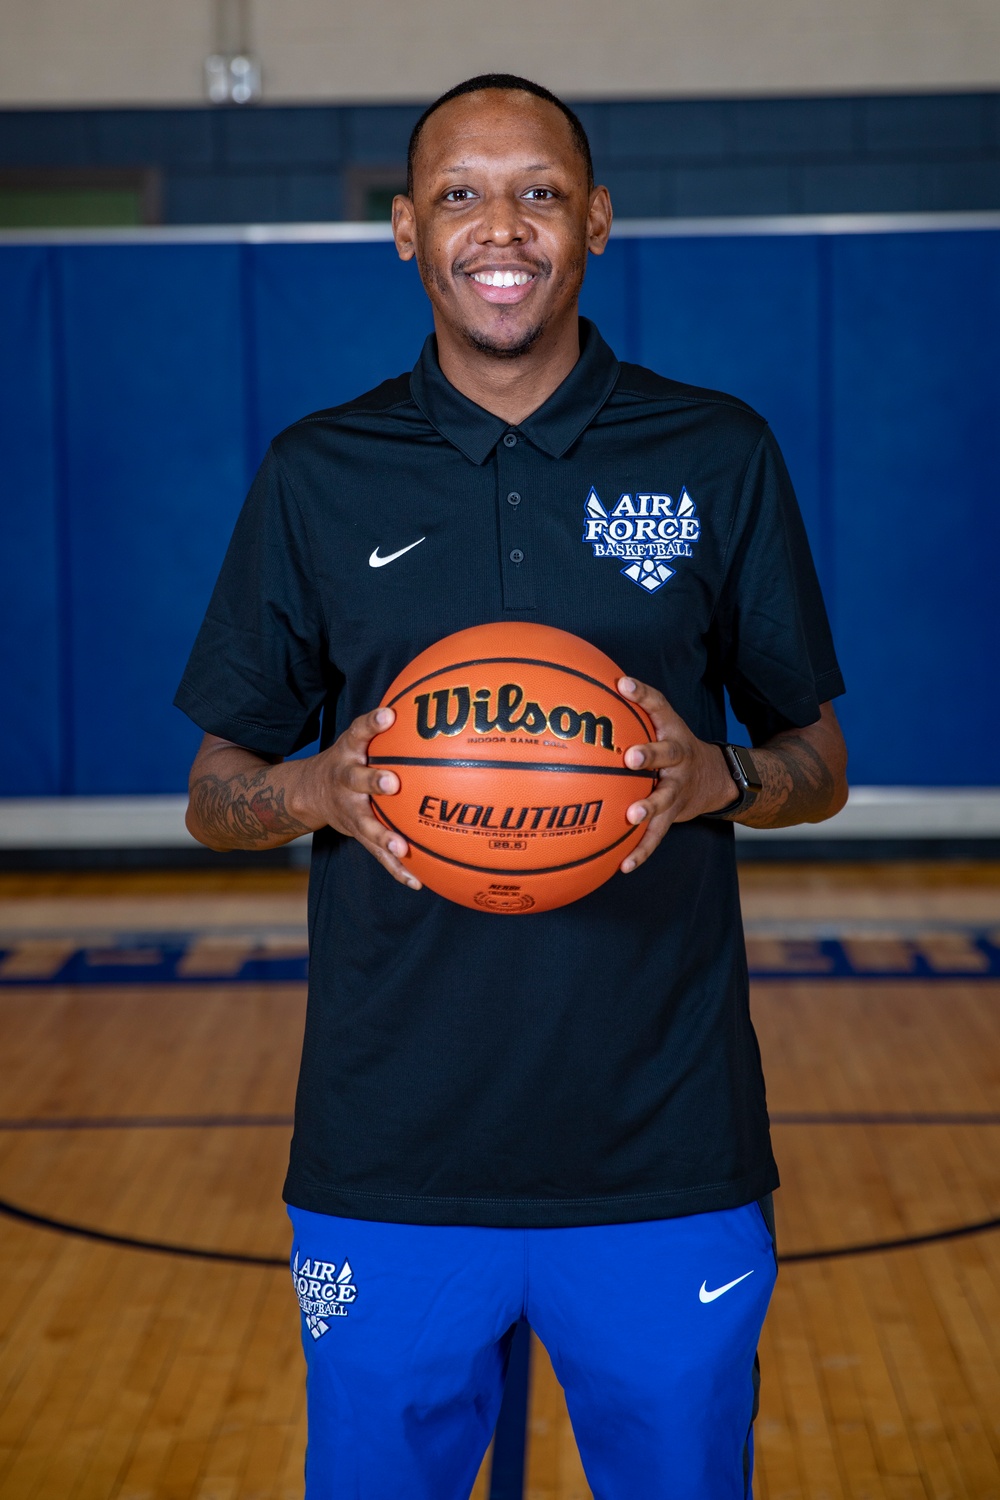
[2,222,998,798]
[2,0,1000,105]
[4,93,1000,225]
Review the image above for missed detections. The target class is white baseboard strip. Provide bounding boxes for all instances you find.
[0,789,999,849]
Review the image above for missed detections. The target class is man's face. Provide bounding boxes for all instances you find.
[394,90,611,359]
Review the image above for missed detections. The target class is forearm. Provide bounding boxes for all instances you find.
[730,702,848,829]
[186,736,316,851]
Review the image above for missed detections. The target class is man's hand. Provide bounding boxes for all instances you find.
[616,677,848,874]
[185,708,421,890]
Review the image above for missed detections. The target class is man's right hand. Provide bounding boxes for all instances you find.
[184,708,421,890]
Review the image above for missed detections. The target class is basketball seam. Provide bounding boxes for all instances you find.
[368,756,654,778]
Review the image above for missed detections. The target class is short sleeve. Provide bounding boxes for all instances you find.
[174,445,332,756]
[715,426,844,746]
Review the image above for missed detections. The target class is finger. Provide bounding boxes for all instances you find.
[346,704,395,749]
[354,808,409,859]
[624,779,680,829]
[341,762,400,797]
[624,738,685,772]
[354,817,422,890]
[620,809,673,873]
[618,676,683,737]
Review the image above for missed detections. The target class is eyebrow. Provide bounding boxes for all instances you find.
[438,161,557,175]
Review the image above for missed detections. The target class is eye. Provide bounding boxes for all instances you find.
[524,187,556,201]
[443,188,476,203]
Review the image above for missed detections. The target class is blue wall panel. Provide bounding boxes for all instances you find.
[2,227,999,795]
[58,246,249,793]
[578,239,631,357]
[0,249,61,794]
[631,235,826,577]
[830,231,1000,784]
[250,242,432,455]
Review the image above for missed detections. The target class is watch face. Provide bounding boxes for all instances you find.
[730,746,762,794]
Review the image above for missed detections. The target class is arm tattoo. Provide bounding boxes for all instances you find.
[739,732,837,829]
[189,767,311,848]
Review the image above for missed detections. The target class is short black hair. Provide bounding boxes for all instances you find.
[406,73,594,197]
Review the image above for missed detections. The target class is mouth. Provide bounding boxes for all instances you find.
[464,266,539,305]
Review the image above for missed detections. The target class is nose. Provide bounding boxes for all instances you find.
[474,190,529,247]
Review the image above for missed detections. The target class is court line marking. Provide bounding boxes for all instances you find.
[0,1195,287,1266]
[0,1192,997,1266]
[0,1114,296,1130]
[3,1111,1000,1131]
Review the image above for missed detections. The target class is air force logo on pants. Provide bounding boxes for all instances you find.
[292,1248,358,1339]
[583,486,700,594]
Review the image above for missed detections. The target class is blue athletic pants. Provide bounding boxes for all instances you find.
[288,1201,777,1499]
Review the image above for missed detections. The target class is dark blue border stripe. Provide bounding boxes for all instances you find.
[3,932,999,986]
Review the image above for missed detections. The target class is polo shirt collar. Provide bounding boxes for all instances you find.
[409,317,620,465]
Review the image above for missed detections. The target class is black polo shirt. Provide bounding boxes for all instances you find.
[176,318,843,1229]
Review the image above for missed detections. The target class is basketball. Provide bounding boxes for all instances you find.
[368,622,657,913]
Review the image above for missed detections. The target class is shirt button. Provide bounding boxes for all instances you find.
[509,548,524,564]
[507,491,521,506]
[503,433,518,448]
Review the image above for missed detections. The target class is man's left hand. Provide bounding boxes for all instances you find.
[617,676,735,873]
[616,678,849,871]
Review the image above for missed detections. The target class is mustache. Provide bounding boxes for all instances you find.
[452,254,552,278]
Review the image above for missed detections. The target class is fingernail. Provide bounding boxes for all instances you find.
[624,747,644,769]
[389,838,406,856]
[622,858,635,873]
[376,708,393,727]
[378,774,396,792]
[627,805,646,824]
[619,677,636,695]
[407,879,422,890]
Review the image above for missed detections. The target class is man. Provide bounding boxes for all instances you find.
[177,73,847,1499]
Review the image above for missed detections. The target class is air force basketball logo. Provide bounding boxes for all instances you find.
[583,487,700,594]
[292,1250,358,1339]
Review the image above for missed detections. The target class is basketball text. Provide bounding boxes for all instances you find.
[414,683,615,750]
[418,797,604,832]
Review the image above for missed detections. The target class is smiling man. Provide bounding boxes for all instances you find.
[176,74,846,1499]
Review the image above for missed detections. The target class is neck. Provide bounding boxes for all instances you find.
[434,311,581,426]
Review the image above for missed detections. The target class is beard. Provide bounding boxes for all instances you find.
[418,249,579,360]
[463,318,547,359]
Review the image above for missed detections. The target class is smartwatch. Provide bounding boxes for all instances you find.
[705,743,762,819]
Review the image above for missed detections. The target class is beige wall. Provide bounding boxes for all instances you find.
[2,0,1000,107]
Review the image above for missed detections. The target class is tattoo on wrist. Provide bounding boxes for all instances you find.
[747,735,835,827]
[189,768,310,847]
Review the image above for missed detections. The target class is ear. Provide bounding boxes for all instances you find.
[586,186,613,257]
[393,195,417,262]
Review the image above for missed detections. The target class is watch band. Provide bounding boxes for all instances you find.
[704,743,762,819]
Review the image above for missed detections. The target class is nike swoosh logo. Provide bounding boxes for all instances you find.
[699,1270,754,1304]
[369,537,426,568]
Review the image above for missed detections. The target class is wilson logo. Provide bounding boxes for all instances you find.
[414,682,615,750]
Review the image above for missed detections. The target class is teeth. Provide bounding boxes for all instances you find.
[471,271,531,287]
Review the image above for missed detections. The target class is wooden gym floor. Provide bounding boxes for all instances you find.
[1,862,999,1499]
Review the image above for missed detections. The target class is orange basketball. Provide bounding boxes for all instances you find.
[369,622,657,914]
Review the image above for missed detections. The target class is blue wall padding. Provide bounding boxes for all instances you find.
[2,230,998,794]
[0,249,62,794]
[57,246,250,794]
[830,232,1000,784]
[250,242,433,459]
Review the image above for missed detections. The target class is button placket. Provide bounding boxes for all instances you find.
[496,434,535,610]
